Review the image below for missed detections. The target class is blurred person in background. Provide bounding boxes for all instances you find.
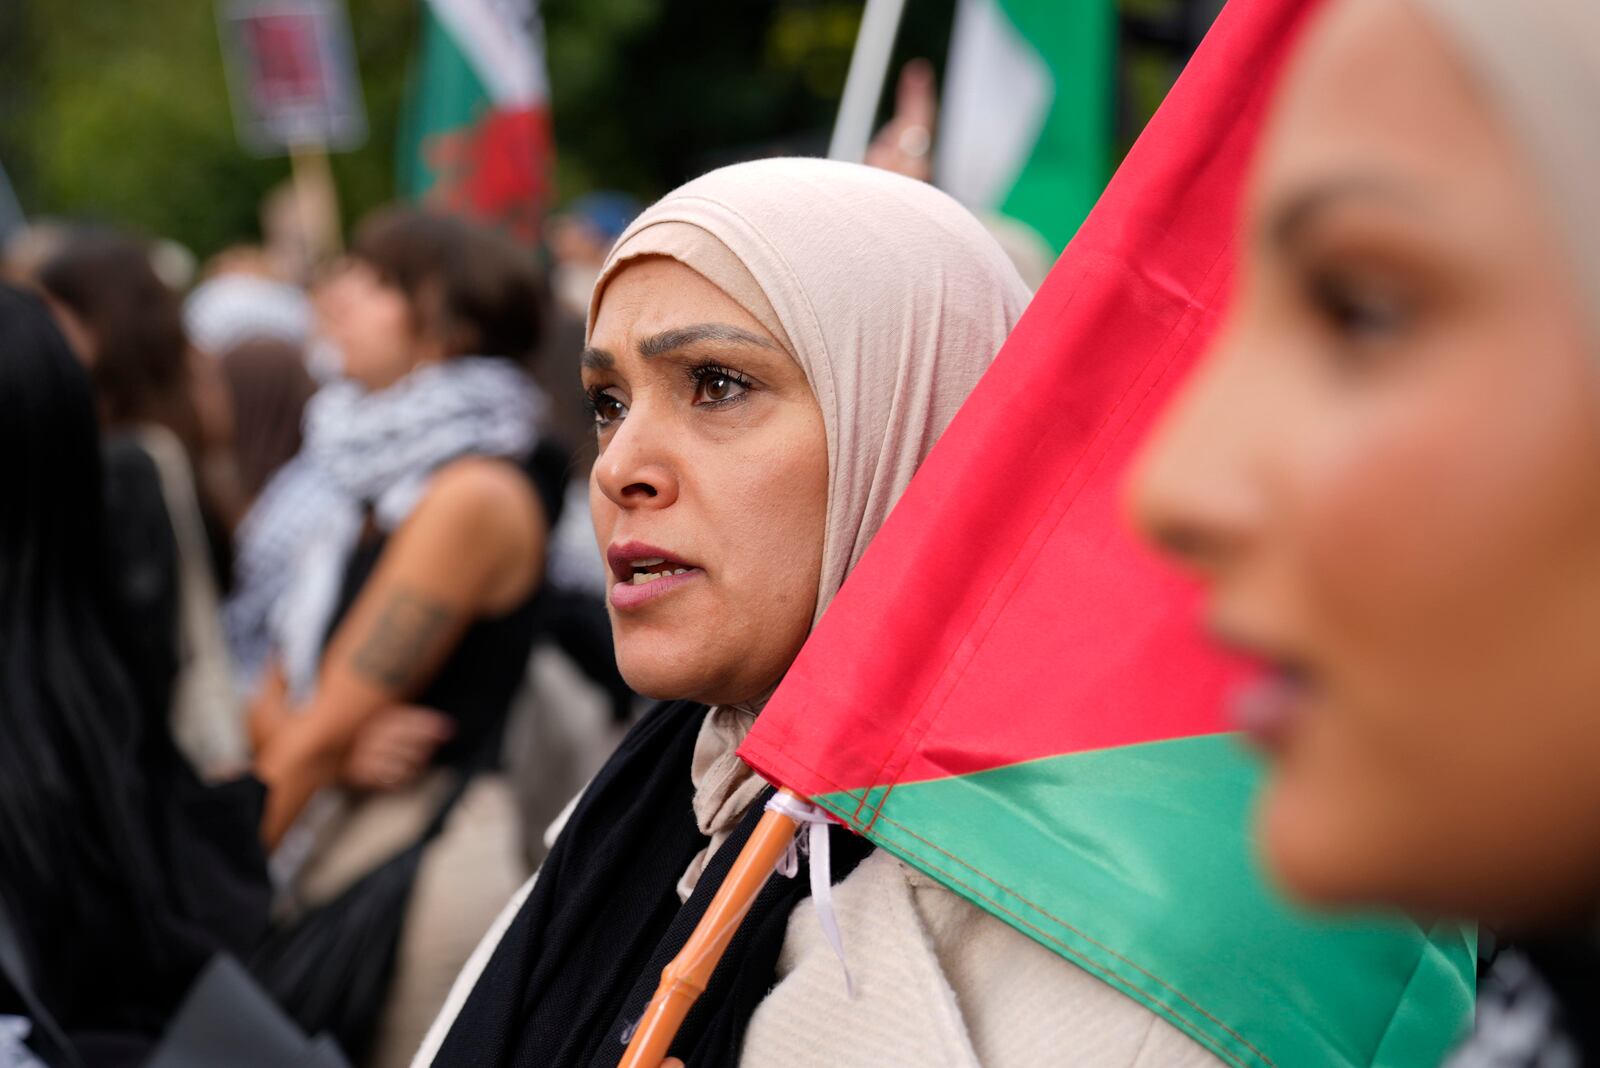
[213,333,320,690]
[183,250,324,690]
[863,58,937,184]
[262,176,342,286]
[215,337,317,512]
[863,59,1053,292]
[185,249,320,507]
[248,206,565,1067]
[546,191,641,324]
[1133,0,1600,1063]
[36,228,247,780]
[186,251,316,370]
[0,285,270,1067]
[1,220,69,288]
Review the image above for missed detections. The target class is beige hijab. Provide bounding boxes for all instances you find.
[1408,0,1600,336]
[586,158,1032,893]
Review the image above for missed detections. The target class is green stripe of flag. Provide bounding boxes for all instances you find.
[398,4,490,200]
[938,0,1115,254]
[816,736,1474,1068]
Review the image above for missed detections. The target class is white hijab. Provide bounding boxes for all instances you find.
[587,158,1033,894]
[589,157,1033,622]
[1408,0,1600,339]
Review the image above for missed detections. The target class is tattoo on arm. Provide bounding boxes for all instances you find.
[349,589,454,690]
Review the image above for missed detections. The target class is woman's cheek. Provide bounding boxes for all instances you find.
[715,437,828,625]
[1268,321,1600,911]
[1253,377,1471,882]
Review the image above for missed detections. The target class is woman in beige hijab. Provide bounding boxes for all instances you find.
[1134,0,1600,1062]
[414,158,1222,1066]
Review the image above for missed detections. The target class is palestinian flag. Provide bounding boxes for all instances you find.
[935,0,1114,255]
[398,0,553,241]
[739,0,1476,1065]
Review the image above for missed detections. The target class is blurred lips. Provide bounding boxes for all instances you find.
[1230,669,1313,756]
[606,540,705,610]
[1211,621,1319,756]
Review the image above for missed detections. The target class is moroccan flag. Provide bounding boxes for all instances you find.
[935,0,1114,255]
[397,0,553,241]
[739,1,1476,1065]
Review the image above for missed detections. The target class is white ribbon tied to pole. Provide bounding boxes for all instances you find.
[765,792,856,999]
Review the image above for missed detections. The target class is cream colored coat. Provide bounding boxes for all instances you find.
[411,840,1222,1068]
[743,850,1223,1067]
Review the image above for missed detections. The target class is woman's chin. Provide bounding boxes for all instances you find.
[617,654,726,706]
[1258,764,1482,922]
[1256,777,1393,913]
[616,654,778,710]
[618,666,696,704]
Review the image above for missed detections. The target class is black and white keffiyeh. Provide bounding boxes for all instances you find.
[270,356,545,699]
[1448,941,1600,1068]
[225,456,343,691]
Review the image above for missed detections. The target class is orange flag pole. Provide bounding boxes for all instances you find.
[616,790,804,1068]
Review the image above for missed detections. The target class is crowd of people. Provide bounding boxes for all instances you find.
[0,197,634,1065]
[2,0,1599,1065]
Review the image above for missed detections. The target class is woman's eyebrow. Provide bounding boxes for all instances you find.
[579,346,614,370]
[1267,175,1425,251]
[638,322,779,358]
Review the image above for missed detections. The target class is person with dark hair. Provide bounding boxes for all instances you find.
[37,230,202,448]
[36,229,246,780]
[217,335,322,692]
[0,284,270,1066]
[248,207,560,1066]
[219,337,318,507]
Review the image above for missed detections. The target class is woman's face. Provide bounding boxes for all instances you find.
[1132,0,1600,927]
[585,257,829,707]
[317,259,435,391]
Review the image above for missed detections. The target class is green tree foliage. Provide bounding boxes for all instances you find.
[538,0,950,202]
[2,0,1204,260]
[3,0,933,257]
[0,0,415,259]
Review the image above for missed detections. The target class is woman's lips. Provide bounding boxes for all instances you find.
[605,541,704,610]
[610,567,704,610]
[1229,669,1312,755]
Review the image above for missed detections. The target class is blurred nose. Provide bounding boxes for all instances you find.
[593,405,681,512]
[1129,335,1266,580]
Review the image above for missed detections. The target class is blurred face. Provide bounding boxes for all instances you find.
[317,259,439,390]
[1132,0,1600,927]
[584,257,829,706]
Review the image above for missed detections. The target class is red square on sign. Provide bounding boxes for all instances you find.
[246,14,328,108]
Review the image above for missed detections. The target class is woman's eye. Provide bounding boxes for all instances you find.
[1310,270,1414,344]
[691,367,751,406]
[587,389,627,428]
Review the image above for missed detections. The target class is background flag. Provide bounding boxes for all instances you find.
[741,0,1476,1064]
[397,0,553,240]
[935,0,1114,255]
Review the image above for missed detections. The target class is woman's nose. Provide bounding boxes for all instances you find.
[1129,351,1265,579]
[593,410,680,511]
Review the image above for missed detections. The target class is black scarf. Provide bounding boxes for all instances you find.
[432,700,873,1068]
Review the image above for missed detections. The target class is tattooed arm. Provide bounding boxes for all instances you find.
[256,457,546,847]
